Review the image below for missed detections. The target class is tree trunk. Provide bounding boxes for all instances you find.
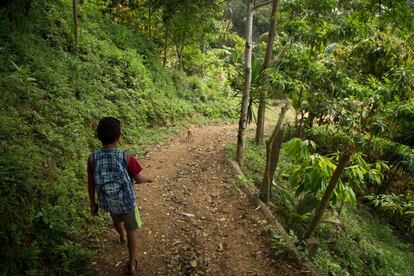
[72,0,79,49]
[260,104,288,203]
[24,0,32,16]
[303,150,353,240]
[177,47,183,70]
[298,110,305,137]
[163,22,169,67]
[294,87,303,132]
[176,40,185,71]
[255,0,280,144]
[236,0,255,167]
[201,41,206,77]
[147,0,152,39]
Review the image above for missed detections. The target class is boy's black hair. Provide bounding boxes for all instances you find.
[97,117,121,145]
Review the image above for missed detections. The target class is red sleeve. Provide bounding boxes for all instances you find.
[128,155,143,178]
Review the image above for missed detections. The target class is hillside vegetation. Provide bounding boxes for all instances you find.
[0,1,235,273]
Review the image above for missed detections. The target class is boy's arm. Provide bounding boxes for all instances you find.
[127,154,154,184]
[133,173,154,184]
[87,156,98,215]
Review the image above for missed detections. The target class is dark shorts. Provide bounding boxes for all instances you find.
[110,207,142,231]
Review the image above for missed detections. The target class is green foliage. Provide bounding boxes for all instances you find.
[391,100,414,146]
[271,183,314,232]
[270,229,307,261]
[262,0,414,143]
[283,138,385,207]
[282,138,315,162]
[304,125,414,188]
[315,207,414,276]
[270,231,289,256]
[365,193,414,230]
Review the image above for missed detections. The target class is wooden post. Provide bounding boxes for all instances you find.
[260,104,288,203]
[303,149,353,240]
[261,128,284,203]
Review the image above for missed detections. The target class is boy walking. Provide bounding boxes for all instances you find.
[87,117,153,275]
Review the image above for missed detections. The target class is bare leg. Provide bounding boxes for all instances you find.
[126,229,139,273]
[112,216,126,243]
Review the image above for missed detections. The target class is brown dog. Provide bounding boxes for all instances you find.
[187,125,194,142]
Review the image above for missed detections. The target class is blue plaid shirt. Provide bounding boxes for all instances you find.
[92,149,136,214]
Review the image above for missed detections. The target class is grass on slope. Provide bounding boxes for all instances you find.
[315,206,414,276]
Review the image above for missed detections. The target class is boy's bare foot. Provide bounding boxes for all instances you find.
[120,236,126,243]
[127,259,139,275]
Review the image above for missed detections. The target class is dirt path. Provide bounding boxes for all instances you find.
[88,123,299,275]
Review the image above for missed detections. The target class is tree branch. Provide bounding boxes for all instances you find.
[254,0,272,10]
[273,39,291,65]
[384,9,404,32]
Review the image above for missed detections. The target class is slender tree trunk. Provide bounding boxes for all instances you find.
[177,46,184,70]
[201,41,206,77]
[255,0,280,144]
[367,133,374,161]
[163,22,169,67]
[294,111,298,129]
[176,33,185,71]
[24,0,32,16]
[294,87,303,132]
[72,0,79,49]
[148,0,152,39]
[303,150,353,240]
[261,104,289,203]
[318,114,325,125]
[298,110,305,137]
[176,46,180,69]
[306,112,315,129]
[236,0,255,167]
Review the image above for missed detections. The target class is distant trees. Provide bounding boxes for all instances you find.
[167,2,219,70]
[143,0,226,69]
[93,0,226,70]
